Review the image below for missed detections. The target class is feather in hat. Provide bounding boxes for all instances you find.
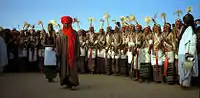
[88,17,95,27]
[104,12,110,26]
[174,10,183,19]
[129,14,136,22]
[24,22,28,27]
[37,20,44,30]
[120,16,125,26]
[161,12,166,23]
[151,12,158,24]
[125,16,131,24]
[104,12,110,19]
[37,20,43,25]
[50,20,57,25]
[186,6,192,13]
[112,20,116,23]
[144,16,151,25]
[100,19,104,29]
[26,24,31,29]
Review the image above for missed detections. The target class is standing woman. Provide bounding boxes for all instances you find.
[43,23,57,82]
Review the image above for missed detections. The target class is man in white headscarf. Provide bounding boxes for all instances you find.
[178,13,198,88]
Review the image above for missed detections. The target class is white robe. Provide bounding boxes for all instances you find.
[0,37,8,72]
[178,26,198,87]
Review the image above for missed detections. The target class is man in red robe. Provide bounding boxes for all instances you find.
[56,16,80,90]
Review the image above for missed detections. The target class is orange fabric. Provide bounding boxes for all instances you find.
[89,48,92,67]
[155,50,159,81]
[164,56,169,76]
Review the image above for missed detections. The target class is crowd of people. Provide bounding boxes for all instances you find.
[0,10,199,90]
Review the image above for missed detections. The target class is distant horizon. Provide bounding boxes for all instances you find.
[1,0,199,31]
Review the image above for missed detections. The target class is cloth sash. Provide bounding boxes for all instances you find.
[28,48,37,62]
[80,47,86,56]
[133,49,141,69]
[87,48,96,58]
[164,51,174,76]
[44,47,56,66]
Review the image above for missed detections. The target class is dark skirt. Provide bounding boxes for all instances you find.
[38,57,44,73]
[28,62,39,72]
[5,59,18,72]
[112,58,120,75]
[88,58,96,73]
[165,63,175,84]
[17,57,27,72]
[95,57,105,74]
[128,63,134,78]
[44,66,57,79]
[78,56,86,73]
[120,59,128,76]
[105,58,112,75]
[140,63,151,79]
[152,65,163,83]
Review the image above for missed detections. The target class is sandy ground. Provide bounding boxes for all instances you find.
[0,73,199,98]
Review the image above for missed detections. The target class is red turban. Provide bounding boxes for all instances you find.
[61,16,73,24]
[61,16,76,69]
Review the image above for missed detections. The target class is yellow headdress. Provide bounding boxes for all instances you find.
[161,12,166,24]
[37,20,44,30]
[104,12,110,26]
[186,6,192,13]
[120,16,125,26]
[144,16,151,26]
[88,17,95,27]
[49,20,57,25]
[174,10,183,20]
[24,22,30,29]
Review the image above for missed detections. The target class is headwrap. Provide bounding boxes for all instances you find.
[183,13,194,25]
[61,16,76,69]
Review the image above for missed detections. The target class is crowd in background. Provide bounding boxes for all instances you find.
[0,11,199,88]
